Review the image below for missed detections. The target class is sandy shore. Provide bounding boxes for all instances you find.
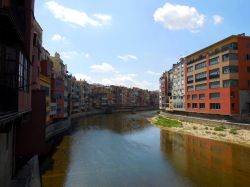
[149,116,250,148]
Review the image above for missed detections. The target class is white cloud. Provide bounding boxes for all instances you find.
[213,15,224,25]
[117,54,138,62]
[90,63,115,73]
[46,1,112,27]
[51,34,66,41]
[146,70,160,76]
[153,2,205,32]
[94,14,112,25]
[74,73,92,82]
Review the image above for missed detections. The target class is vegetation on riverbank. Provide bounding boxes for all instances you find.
[149,115,250,148]
[153,116,183,128]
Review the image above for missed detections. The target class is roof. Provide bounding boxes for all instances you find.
[185,33,250,58]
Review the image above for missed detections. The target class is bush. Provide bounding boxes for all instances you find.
[229,128,238,135]
[214,125,226,131]
[193,126,197,130]
[154,116,183,128]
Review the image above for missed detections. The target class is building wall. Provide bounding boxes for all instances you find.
[185,35,250,115]
[0,126,14,187]
[40,74,51,124]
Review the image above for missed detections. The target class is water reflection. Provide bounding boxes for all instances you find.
[160,130,250,187]
[41,111,250,187]
[42,136,73,187]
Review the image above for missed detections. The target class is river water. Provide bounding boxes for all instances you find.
[42,111,250,187]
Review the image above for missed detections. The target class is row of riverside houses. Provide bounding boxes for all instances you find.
[0,1,159,186]
[159,34,250,119]
[71,78,159,113]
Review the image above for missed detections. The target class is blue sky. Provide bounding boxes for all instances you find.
[35,0,249,90]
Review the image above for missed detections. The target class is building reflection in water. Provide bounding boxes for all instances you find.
[160,130,250,187]
[41,136,72,187]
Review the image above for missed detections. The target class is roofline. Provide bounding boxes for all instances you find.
[185,33,250,58]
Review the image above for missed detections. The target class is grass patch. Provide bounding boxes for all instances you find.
[154,116,183,128]
[229,128,238,135]
[214,125,226,131]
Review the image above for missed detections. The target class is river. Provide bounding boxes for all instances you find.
[41,111,250,187]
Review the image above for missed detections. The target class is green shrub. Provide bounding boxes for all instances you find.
[154,116,183,128]
[193,126,197,130]
[214,125,226,131]
[229,128,238,135]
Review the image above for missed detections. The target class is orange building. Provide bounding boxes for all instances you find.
[185,34,250,115]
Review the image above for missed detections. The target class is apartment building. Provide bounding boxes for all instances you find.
[71,77,81,113]
[159,72,168,110]
[0,0,34,186]
[161,59,185,112]
[50,53,68,119]
[185,34,250,115]
[40,47,53,124]
[172,59,185,111]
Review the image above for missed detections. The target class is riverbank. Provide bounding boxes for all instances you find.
[149,114,250,148]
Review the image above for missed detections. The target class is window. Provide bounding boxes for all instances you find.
[210,81,220,89]
[222,53,238,61]
[192,94,198,100]
[210,93,220,99]
[192,103,198,109]
[246,54,250,60]
[248,80,250,86]
[200,103,205,109]
[209,68,220,79]
[231,103,235,110]
[187,66,193,72]
[195,61,206,70]
[18,51,29,92]
[195,83,207,90]
[195,72,207,82]
[187,75,194,84]
[223,80,239,87]
[209,57,219,65]
[199,94,205,99]
[187,86,194,91]
[210,103,221,110]
[187,95,191,100]
[227,93,234,101]
[41,85,50,96]
[187,103,191,108]
[247,66,250,72]
[223,66,238,74]
[221,43,238,52]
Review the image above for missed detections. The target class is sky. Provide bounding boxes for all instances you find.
[35,0,250,91]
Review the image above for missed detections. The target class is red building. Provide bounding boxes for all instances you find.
[185,34,250,116]
[0,0,34,186]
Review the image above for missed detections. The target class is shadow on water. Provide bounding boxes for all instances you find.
[160,130,250,187]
